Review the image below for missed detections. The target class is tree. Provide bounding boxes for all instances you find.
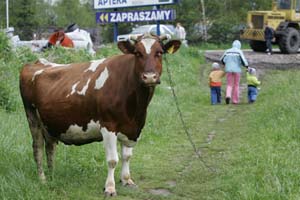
[0,0,7,28]
[54,0,95,28]
[1,0,273,43]
[172,0,272,44]
[33,0,56,37]
[9,0,38,39]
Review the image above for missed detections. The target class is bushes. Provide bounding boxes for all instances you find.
[41,47,93,63]
[0,60,18,112]
[0,31,12,61]
[208,20,242,44]
[0,32,16,112]
[0,32,34,112]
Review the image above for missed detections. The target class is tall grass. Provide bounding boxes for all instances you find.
[0,42,300,200]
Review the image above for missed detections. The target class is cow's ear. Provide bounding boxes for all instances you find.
[163,40,181,54]
[118,41,135,54]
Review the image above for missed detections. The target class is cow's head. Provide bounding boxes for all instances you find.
[118,34,181,87]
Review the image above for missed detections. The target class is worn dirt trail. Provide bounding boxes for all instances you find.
[205,49,300,70]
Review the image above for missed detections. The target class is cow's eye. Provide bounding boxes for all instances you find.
[135,52,143,58]
[156,51,162,57]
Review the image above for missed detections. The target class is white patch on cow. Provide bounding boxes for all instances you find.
[66,81,80,97]
[66,120,101,135]
[95,67,109,90]
[77,78,91,96]
[32,69,44,81]
[84,58,106,72]
[101,127,119,162]
[117,132,137,147]
[71,81,80,95]
[39,58,69,68]
[60,120,102,142]
[141,38,156,54]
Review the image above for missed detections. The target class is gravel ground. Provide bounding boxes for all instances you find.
[205,49,300,70]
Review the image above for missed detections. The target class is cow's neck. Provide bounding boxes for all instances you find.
[127,70,155,118]
[128,83,155,139]
[124,61,156,129]
[136,84,155,112]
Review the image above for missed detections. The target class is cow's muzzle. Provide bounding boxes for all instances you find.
[141,72,160,86]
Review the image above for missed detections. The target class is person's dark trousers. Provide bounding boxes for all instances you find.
[248,86,258,103]
[266,39,272,54]
[210,86,221,105]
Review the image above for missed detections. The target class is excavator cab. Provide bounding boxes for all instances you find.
[277,0,292,9]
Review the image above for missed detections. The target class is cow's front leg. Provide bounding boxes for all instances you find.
[121,144,136,187]
[101,128,119,196]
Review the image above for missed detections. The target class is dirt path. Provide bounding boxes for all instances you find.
[205,49,300,70]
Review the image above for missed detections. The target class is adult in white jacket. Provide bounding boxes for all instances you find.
[175,23,186,40]
[220,40,248,104]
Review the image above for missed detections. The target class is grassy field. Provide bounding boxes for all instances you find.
[0,43,300,200]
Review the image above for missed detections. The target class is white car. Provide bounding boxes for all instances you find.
[117,24,175,41]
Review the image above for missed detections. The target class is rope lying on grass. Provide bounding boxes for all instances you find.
[164,56,216,172]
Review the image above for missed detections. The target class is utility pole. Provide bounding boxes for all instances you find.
[6,0,9,28]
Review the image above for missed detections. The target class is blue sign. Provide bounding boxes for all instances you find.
[94,0,176,9]
[96,9,176,24]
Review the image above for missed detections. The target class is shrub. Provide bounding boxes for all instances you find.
[0,44,37,112]
[0,60,18,112]
[0,33,18,112]
[41,47,93,63]
[208,20,243,44]
[0,31,13,61]
[14,47,38,65]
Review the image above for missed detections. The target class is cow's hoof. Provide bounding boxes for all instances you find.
[122,179,137,188]
[104,187,117,197]
[104,191,117,197]
[40,179,47,184]
[39,173,47,184]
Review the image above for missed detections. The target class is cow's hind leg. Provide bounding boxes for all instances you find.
[45,136,57,177]
[24,106,46,182]
[120,144,136,187]
[31,123,46,182]
[101,127,119,196]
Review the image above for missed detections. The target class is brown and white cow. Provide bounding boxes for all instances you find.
[19,34,181,196]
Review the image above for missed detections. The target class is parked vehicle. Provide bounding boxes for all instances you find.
[117,24,175,41]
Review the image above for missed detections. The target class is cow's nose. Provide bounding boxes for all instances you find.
[142,72,159,85]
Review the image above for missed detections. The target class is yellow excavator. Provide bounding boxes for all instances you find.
[240,0,300,53]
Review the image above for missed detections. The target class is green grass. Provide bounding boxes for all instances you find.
[1,44,300,200]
